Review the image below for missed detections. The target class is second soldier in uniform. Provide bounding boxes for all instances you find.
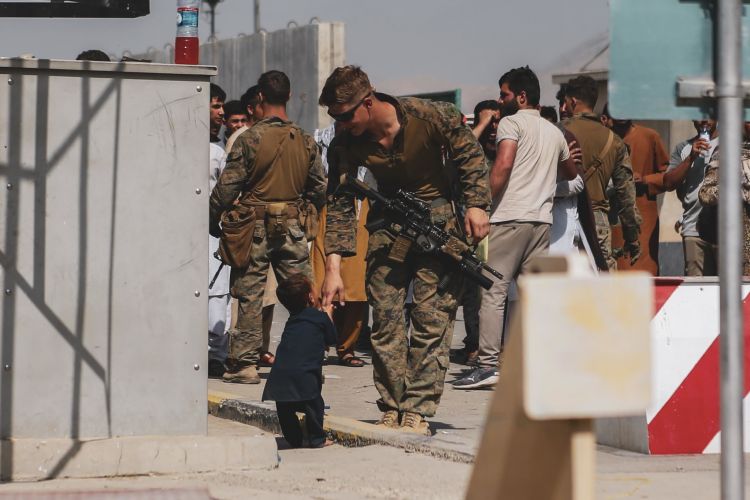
[210,70,327,384]
[560,76,641,269]
[318,66,491,435]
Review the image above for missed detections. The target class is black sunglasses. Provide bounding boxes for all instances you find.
[328,93,371,122]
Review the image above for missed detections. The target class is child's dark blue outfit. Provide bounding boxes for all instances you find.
[262,307,336,447]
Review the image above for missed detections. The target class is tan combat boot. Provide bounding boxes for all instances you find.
[400,412,431,436]
[222,365,261,384]
[375,410,400,429]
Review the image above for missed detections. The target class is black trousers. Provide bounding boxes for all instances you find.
[276,396,326,448]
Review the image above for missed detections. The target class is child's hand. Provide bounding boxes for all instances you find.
[320,302,334,320]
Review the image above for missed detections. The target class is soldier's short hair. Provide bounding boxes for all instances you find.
[258,70,290,105]
[564,76,598,109]
[498,66,540,107]
[240,85,261,113]
[276,273,313,315]
[319,65,373,106]
[210,83,226,103]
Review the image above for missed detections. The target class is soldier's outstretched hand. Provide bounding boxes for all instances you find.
[464,207,490,242]
[321,269,346,308]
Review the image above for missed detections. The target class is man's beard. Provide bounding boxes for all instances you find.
[501,98,519,117]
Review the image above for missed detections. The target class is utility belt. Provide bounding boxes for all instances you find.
[252,201,300,230]
[218,198,318,268]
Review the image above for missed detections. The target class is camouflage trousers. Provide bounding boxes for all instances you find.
[594,209,617,271]
[229,220,311,367]
[366,206,463,418]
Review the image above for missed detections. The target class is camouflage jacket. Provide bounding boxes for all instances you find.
[564,113,641,242]
[209,117,326,233]
[325,93,490,256]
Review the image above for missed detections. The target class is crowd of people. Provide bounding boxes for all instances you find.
[204,64,749,447]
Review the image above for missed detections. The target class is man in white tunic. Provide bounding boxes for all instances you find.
[208,84,231,377]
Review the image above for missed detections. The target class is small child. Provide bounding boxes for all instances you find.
[262,273,337,448]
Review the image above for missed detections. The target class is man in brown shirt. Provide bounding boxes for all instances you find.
[318,66,490,435]
[604,108,669,274]
[210,71,326,384]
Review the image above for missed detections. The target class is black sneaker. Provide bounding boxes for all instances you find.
[452,367,498,389]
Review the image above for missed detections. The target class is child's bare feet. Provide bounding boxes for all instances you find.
[310,438,334,448]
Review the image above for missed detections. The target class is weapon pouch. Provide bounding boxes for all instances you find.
[298,201,319,240]
[218,203,256,268]
[265,202,289,239]
[388,234,413,263]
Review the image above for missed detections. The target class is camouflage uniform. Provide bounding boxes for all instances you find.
[563,113,641,270]
[325,93,490,417]
[210,117,326,367]
[699,145,750,276]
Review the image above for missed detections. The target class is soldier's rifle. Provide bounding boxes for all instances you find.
[341,175,503,291]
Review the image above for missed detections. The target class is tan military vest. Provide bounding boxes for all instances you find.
[247,123,310,203]
[564,113,621,210]
[334,95,452,202]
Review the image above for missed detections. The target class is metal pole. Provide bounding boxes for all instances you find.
[717,0,745,499]
[254,0,260,33]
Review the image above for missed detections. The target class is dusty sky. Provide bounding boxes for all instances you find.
[0,0,609,111]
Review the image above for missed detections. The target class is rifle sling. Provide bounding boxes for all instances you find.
[583,130,615,183]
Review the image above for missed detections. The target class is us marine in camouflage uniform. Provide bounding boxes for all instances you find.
[210,70,326,384]
[560,76,641,269]
[318,66,491,435]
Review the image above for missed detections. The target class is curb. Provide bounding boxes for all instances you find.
[207,390,475,464]
[2,431,278,481]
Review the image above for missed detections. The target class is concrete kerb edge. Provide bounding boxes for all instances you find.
[0,431,279,482]
[207,390,475,464]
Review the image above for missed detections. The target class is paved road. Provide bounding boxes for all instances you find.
[3,308,743,499]
[2,417,750,499]
[211,304,490,456]
[204,305,750,500]
[0,416,472,500]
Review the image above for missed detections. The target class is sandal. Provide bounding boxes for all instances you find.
[339,354,365,367]
[260,351,275,366]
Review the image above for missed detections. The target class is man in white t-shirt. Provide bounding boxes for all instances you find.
[454,66,578,389]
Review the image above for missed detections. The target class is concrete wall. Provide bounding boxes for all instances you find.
[0,59,213,448]
[137,23,345,134]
